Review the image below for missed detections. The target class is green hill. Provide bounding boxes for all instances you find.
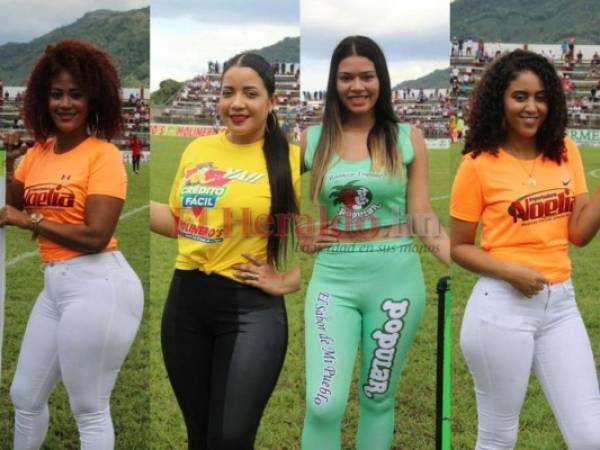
[451,0,600,43]
[394,68,450,90]
[251,36,299,63]
[0,7,149,87]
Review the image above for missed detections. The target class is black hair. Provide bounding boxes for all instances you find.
[464,49,567,163]
[310,35,401,199]
[222,53,298,267]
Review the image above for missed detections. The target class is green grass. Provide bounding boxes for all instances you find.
[0,161,149,449]
[6,138,597,449]
[449,144,600,450]
[149,136,449,449]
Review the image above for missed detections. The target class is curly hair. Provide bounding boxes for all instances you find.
[23,39,122,142]
[464,49,567,164]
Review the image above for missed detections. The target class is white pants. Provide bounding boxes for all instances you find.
[10,251,143,450]
[461,276,600,450]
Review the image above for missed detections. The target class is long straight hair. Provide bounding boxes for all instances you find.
[222,53,298,267]
[310,35,401,200]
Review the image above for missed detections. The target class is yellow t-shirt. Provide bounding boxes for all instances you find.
[14,137,127,262]
[169,133,300,280]
[450,138,587,282]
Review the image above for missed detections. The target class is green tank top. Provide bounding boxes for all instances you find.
[304,123,414,231]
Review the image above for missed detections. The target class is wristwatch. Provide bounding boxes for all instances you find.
[28,213,44,236]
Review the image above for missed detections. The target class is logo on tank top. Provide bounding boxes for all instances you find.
[507,187,575,224]
[330,180,382,222]
[24,183,75,208]
[363,298,411,399]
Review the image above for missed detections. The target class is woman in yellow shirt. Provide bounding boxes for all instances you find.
[151,52,300,449]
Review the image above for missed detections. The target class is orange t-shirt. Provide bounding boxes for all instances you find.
[14,137,127,262]
[450,138,588,283]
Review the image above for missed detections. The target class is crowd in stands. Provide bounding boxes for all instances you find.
[153,60,301,141]
[451,38,600,131]
[298,87,451,139]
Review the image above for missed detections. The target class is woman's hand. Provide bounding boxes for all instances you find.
[501,263,548,298]
[0,205,30,230]
[297,222,339,254]
[232,253,299,295]
[451,217,547,298]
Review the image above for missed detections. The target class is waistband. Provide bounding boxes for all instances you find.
[45,250,127,268]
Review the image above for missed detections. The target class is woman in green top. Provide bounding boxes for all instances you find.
[299,35,449,450]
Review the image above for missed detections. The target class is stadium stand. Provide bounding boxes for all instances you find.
[450,42,600,131]
[152,62,300,141]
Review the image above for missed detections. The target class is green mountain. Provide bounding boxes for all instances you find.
[0,7,149,86]
[251,36,299,63]
[451,0,600,43]
[151,79,184,106]
[394,68,450,90]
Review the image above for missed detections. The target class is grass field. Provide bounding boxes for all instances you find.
[151,137,600,450]
[0,161,149,449]
[8,137,594,449]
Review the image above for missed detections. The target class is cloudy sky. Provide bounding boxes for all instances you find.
[0,1,449,91]
[151,0,299,91]
[0,0,149,45]
[152,0,449,91]
[301,0,449,91]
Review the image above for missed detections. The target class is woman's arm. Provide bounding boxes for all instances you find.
[451,217,547,297]
[150,200,178,238]
[6,180,25,210]
[1,194,123,253]
[406,127,450,265]
[233,254,300,295]
[569,188,600,246]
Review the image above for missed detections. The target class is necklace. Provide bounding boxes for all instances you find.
[506,147,539,186]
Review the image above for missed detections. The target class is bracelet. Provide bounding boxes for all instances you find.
[28,213,44,238]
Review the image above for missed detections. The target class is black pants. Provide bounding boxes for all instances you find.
[132,154,141,172]
[161,269,288,450]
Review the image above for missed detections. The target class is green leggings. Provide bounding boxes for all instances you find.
[301,238,425,450]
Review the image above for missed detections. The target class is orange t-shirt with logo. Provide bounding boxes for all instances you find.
[14,137,127,262]
[450,138,587,283]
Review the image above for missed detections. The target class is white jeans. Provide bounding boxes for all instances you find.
[461,276,600,450]
[10,251,143,450]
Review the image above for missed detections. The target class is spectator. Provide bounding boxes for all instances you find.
[561,40,568,59]
[466,38,473,56]
[129,133,142,174]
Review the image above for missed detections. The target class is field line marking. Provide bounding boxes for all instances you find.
[589,169,600,179]
[7,204,149,268]
[431,195,449,201]
[6,251,38,268]
[120,204,149,220]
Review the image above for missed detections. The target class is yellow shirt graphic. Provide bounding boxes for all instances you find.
[169,133,300,280]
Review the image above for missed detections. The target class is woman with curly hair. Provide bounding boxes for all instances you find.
[0,40,143,450]
[300,36,449,450]
[450,49,600,449]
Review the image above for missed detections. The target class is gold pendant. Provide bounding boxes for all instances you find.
[528,177,536,186]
